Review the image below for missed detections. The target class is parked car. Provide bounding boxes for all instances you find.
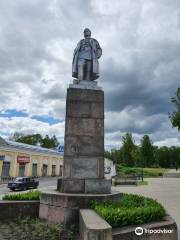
[8,177,39,191]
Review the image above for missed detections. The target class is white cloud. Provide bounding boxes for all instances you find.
[154,138,180,147]
[0,116,65,141]
[0,0,179,147]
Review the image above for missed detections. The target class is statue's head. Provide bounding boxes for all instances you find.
[84,28,91,38]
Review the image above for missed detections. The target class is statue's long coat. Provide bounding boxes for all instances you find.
[72,38,102,80]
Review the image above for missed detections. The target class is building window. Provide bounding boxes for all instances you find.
[1,162,10,177]
[32,163,38,177]
[52,165,56,176]
[59,165,63,176]
[42,164,48,176]
[19,163,26,177]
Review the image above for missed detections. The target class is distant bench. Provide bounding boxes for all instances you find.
[113,174,142,185]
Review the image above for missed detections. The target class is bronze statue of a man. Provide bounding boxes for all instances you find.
[72,28,102,81]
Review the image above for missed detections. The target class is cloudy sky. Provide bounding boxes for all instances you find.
[0,0,179,148]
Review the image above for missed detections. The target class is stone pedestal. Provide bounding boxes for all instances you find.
[39,189,122,227]
[57,178,111,194]
[60,82,111,194]
[39,81,114,226]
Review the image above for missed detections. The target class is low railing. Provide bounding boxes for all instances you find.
[113,174,142,185]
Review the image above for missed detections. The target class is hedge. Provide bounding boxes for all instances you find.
[91,194,166,227]
[2,191,41,201]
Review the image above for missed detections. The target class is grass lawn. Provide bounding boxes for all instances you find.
[136,180,148,186]
[117,165,168,177]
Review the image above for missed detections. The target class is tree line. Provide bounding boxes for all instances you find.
[105,88,180,169]
[9,132,180,168]
[105,133,180,168]
[9,132,59,149]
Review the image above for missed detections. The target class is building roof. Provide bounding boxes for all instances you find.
[0,137,61,156]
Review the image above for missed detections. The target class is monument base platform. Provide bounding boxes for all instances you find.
[69,79,102,90]
[39,189,122,227]
[57,178,111,194]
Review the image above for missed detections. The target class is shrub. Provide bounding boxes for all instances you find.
[124,168,137,174]
[2,190,41,201]
[136,180,148,186]
[91,194,166,228]
[4,217,78,240]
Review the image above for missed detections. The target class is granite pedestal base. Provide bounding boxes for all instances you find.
[57,178,111,194]
[62,87,107,194]
[39,189,122,228]
[69,79,102,90]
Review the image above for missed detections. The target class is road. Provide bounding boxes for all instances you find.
[0,177,58,199]
[113,177,180,239]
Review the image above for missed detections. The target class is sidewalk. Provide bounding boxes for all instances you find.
[164,169,180,178]
[167,169,180,173]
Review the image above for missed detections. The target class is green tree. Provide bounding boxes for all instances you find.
[10,133,59,149]
[155,146,170,168]
[41,135,59,149]
[152,146,159,167]
[131,146,141,166]
[154,146,180,168]
[104,148,123,165]
[16,133,42,146]
[140,135,154,167]
[121,133,136,166]
[169,87,180,131]
[104,150,112,160]
[169,146,180,169]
